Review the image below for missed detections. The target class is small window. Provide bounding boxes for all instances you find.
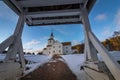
[66,51,68,53]
[53,46,55,48]
[49,52,51,53]
[53,51,55,53]
[59,50,61,53]
[49,48,51,50]
[66,47,68,49]
[59,46,61,48]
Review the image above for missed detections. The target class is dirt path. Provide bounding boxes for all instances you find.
[21,59,76,80]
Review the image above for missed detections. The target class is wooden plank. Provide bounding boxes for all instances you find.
[18,0,83,7]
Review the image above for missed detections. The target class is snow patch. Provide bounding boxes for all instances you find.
[24,55,51,75]
[0,51,120,79]
[62,54,87,80]
[0,54,5,60]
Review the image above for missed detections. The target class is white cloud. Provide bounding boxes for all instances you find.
[95,14,107,21]
[115,9,120,30]
[23,37,48,53]
[24,48,42,54]
[100,27,112,41]
[24,40,40,47]
[102,28,111,35]
[72,40,80,45]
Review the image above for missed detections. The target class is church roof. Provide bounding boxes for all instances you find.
[62,42,71,46]
[43,48,47,50]
[48,32,54,40]
[51,32,54,37]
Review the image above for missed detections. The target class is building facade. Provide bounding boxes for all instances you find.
[43,33,78,56]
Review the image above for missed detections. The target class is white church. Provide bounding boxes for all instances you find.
[42,33,78,56]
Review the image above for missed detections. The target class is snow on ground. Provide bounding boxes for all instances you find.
[24,54,51,63]
[62,54,93,80]
[62,51,120,80]
[62,54,84,74]
[0,54,51,76]
[110,51,120,60]
[0,51,120,79]
[98,51,120,61]
[0,54,5,60]
[24,55,51,75]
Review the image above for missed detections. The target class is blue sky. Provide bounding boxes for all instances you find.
[0,0,120,52]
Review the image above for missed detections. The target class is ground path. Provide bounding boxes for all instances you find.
[21,58,76,80]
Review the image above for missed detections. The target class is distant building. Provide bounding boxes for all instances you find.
[42,33,78,56]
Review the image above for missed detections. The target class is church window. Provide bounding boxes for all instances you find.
[66,51,68,53]
[66,47,68,49]
[59,50,61,53]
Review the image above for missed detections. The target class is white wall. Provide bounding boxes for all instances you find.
[43,41,63,56]
[63,45,72,54]
[43,39,74,56]
[48,39,55,46]
[51,42,63,56]
[43,49,48,55]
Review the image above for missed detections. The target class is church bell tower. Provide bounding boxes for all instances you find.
[48,32,55,46]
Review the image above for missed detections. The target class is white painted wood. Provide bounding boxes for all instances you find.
[11,0,23,13]
[33,18,80,24]
[3,0,20,15]
[26,9,80,18]
[84,67,109,80]
[4,37,20,61]
[26,16,32,25]
[5,15,25,61]
[81,7,98,61]
[13,15,25,37]
[18,39,26,71]
[18,0,84,7]
[0,62,22,80]
[89,31,120,80]
[0,35,14,53]
[63,45,72,54]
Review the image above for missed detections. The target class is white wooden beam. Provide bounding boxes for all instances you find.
[11,0,24,13]
[0,62,22,80]
[3,0,20,15]
[81,7,98,61]
[14,15,25,37]
[0,35,14,53]
[18,0,83,7]
[5,15,25,61]
[18,39,26,71]
[32,18,80,24]
[89,31,120,80]
[26,16,32,25]
[25,9,81,18]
